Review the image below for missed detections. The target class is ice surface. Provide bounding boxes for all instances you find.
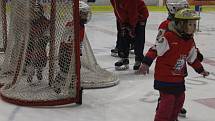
[0,12,215,121]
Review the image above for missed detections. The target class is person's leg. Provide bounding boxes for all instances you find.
[26,65,35,83]
[133,20,147,70]
[154,92,176,121]
[52,71,67,94]
[115,23,130,70]
[111,20,121,57]
[36,67,43,80]
[170,92,185,121]
[116,20,121,49]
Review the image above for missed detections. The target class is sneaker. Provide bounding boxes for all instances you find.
[178,108,187,117]
[111,47,118,57]
[133,61,141,70]
[115,58,129,70]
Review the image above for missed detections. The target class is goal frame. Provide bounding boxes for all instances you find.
[0,0,82,106]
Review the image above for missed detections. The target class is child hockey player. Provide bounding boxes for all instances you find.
[110,0,149,71]
[143,0,204,118]
[25,3,50,83]
[51,1,92,93]
[139,8,209,121]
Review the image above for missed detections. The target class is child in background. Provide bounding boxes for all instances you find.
[139,8,209,121]
[25,3,50,83]
[51,1,92,93]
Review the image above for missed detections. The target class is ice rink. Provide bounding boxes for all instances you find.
[1,11,215,121]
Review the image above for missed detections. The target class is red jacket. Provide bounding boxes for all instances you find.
[145,19,171,62]
[145,19,201,66]
[154,31,203,83]
[158,19,170,30]
[110,0,149,30]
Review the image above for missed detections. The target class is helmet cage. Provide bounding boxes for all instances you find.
[79,1,92,24]
[166,0,189,15]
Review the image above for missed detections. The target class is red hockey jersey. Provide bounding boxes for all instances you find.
[110,0,149,31]
[145,19,201,66]
[154,31,203,83]
[145,19,171,62]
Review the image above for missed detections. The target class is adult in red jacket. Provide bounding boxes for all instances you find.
[110,0,149,70]
[139,8,209,121]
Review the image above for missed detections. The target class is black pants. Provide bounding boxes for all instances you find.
[134,20,147,61]
[117,20,147,61]
[117,20,130,58]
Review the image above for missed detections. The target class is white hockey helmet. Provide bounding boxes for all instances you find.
[166,0,189,15]
[79,1,92,24]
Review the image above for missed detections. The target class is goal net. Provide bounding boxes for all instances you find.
[0,0,7,52]
[0,0,118,106]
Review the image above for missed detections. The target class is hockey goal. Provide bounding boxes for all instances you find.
[0,0,118,106]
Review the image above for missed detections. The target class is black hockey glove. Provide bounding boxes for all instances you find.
[120,24,135,38]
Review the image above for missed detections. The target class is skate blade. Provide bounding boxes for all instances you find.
[178,113,186,117]
[133,66,140,70]
[129,50,134,54]
[29,81,42,86]
[111,52,118,57]
[115,65,129,71]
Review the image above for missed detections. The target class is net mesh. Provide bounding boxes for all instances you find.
[0,0,7,52]
[0,0,80,106]
[0,0,118,106]
[81,34,118,88]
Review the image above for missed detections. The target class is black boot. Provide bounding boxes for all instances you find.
[178,107,187,117]
[111,47,118,57]
[133,61,141,70]
[115,58,129,70]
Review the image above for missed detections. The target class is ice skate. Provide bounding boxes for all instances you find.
[133,60,141,70]
[129,49,134,54]
[115,58,129,70]
[27,76,33,83]
[36,69,43,80]
[50,72,66,94]
[129,43,134,54]
[111,47,118,57]
[178,108,187,117]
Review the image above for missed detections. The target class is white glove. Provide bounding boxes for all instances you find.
[138,63,149,75]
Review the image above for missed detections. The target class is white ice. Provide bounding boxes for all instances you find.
[1,12,215,121]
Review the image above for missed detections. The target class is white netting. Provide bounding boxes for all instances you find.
[81,34,119,88]
[0,0,118,106]
[0,0,7,52]
[0,0,80,106]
